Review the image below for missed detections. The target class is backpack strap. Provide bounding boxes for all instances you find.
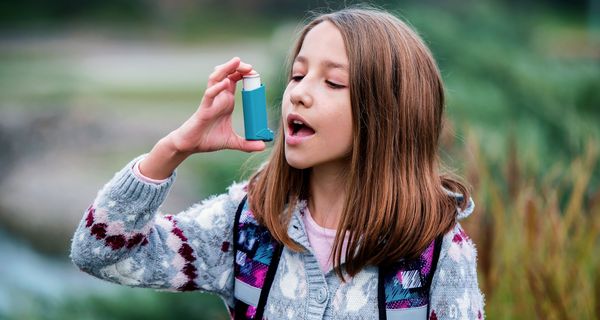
[377,235,443,320]
[426,236,443,317]
[232,195,283,320]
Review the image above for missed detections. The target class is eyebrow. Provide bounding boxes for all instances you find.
[294,55,348,72]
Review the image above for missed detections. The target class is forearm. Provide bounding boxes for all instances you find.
[139,134,192,180]
[70,157,245,299]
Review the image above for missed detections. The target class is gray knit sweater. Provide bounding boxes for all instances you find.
[70,155,485,319]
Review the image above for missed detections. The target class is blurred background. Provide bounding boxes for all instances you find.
[0,0,598,319]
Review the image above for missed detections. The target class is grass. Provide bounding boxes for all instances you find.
[456,131,599,319]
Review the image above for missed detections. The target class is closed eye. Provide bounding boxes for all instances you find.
[326,80,345,89]
[290,76,345,89]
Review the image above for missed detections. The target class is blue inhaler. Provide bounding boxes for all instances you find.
[241,74,274,141]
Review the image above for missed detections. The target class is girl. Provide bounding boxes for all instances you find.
[70,7,484,320]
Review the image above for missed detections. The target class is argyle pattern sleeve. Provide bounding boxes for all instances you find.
[69,155,246,307]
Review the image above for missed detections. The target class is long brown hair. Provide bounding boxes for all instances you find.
[248,6,470,279]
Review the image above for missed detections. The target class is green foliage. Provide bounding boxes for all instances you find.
[403,3,600,170]
[187,149,270,198]
[5,289,229,320]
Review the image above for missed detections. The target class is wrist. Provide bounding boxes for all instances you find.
[160,133,192,157]
[139,136,190,180]
[164,128,201,156]
[133,158,170,184]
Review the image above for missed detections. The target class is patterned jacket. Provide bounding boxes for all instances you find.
[70,155,485,319]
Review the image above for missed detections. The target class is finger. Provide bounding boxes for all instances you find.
[202,78,230,106]
[227,71,244,85]
[228,68,257,82]
[207,57,241,87]
[231,135,267,152]
[227,70,256,93]
[236,62,253,73]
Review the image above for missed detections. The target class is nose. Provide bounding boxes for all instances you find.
[289,78,313,108]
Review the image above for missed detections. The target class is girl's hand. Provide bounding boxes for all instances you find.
[168,57,267,154]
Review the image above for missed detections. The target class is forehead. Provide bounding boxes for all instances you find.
[294,21,348,68]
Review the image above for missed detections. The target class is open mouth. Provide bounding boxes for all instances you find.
[288,118,316,137]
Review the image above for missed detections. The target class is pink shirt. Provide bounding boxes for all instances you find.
[133,158,170,184]
[132,158,347,273]
[301,207,348,273]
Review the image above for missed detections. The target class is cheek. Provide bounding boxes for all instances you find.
[326,107,353,148]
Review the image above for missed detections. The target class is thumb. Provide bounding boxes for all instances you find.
[230,135,267,152]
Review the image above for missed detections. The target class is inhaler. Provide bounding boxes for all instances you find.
[241,73,274,141]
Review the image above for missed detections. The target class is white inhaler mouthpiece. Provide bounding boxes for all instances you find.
[242,73,261,91]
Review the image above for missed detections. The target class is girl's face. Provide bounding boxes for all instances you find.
[282,21,353,171]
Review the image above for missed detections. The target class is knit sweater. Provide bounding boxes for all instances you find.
[70,155,485,319]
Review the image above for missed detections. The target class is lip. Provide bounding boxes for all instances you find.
[285,113,315,146]
[286,113,313,130]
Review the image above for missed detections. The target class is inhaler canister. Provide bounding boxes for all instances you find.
[241,73,274,141]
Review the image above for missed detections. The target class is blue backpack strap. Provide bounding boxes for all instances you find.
[377,235,443,320]
[232,195,283,320]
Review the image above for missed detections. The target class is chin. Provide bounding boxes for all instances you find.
[284,152,313,170]
[285,158,312,170]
